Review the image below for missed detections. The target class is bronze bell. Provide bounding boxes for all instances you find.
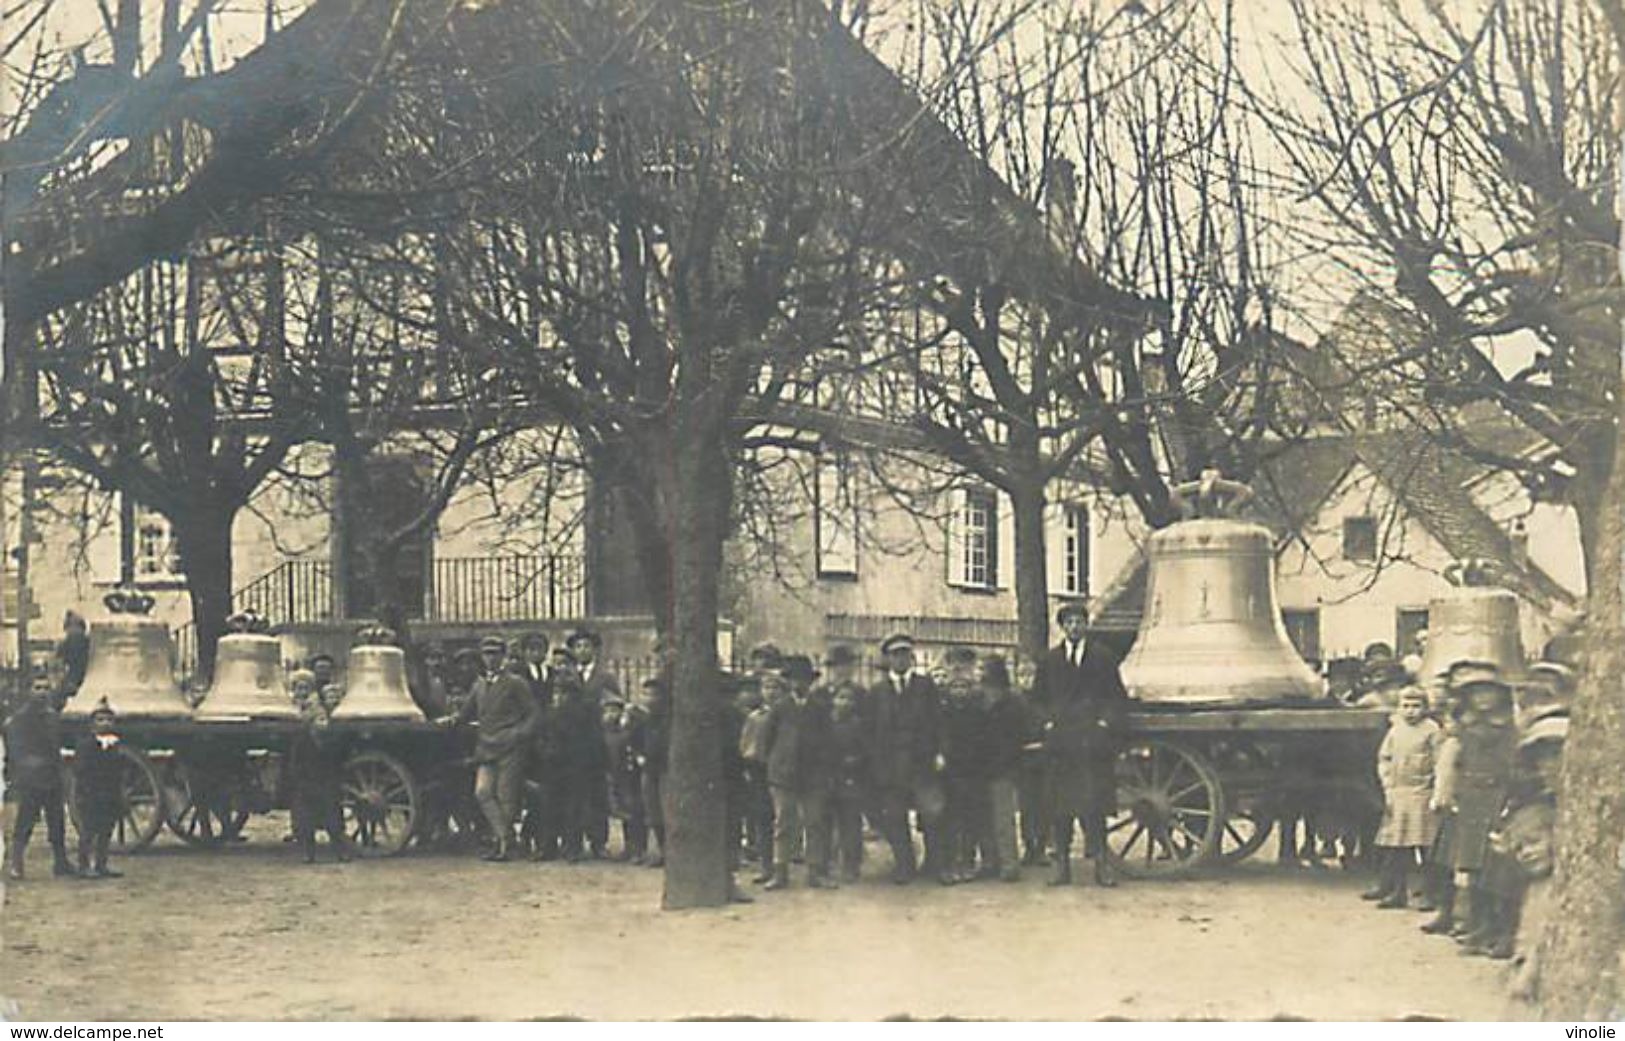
[331,638,424,722]
[65,589,191,719]
[1418,559,1524,684]
[1120,472,1321,706]
[195,633,298,721]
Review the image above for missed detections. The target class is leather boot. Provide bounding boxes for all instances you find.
[1451,887,1480,939]
[1420,887,1456,934]
[763,864,791,891]
[1093,856,1119,888]
[1048,855,1072,887]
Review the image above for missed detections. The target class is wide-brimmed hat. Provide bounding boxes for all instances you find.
[1055,602,1088,624]
[1448,661,1507,691]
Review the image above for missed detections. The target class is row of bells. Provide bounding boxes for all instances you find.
[1119,517,1524,705]
[62,624,425,722]
[65,516,1526,716]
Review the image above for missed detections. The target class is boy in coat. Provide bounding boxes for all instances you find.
[940,646,992,883]
[437,635,534,862]
[72,700,126,878]
[1034,602,1129,887]
[761,655,835,890]
[289,691,352,863]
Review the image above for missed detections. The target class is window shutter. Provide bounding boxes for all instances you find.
[1044,500,1069,596]
[992,490,1011,589]
[946,487,969,587]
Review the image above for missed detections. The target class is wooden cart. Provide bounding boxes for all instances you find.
[1102,705,1390,877]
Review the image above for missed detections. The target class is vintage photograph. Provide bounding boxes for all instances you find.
[0,0,1621,1023]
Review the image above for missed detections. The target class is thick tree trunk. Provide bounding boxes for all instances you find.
[1009,476,1050,666]
[656,423,733,910]
[172,509,235,685]
[1534,400,1625,1018]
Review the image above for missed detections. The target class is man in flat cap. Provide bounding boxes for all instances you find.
[1033,601,1129,887]
[439,635,534,862]
[862,632,947,884]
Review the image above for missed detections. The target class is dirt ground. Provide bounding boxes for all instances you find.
[0,817,1520,1021]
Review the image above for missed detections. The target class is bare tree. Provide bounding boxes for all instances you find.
[874,0,1301,659]
[1262,0,1623,1015]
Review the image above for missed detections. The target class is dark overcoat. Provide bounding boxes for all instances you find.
[1033,640,1129,818]
[861,672,943,806]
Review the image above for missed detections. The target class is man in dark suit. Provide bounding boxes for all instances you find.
[863,633,947,885]
[1034,602,1129,887]
[568,629,622,706]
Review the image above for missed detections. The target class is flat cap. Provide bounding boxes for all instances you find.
[480,635,508,652]
[879,633,914,655]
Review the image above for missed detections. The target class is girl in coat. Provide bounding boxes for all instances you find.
[1364,686,1441,908]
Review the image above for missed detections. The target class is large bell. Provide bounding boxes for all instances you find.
[65,590,191,720]
[195,633,299,721]
[331,643,424,722]
[1120,473,1321,706]
[1418,560,1524,683]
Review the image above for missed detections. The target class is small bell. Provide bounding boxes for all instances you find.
[331,624,424,722]
[65,588,191,720]
[195,612,298,721]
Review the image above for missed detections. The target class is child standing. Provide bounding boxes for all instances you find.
[1365,686,1440,907]
[289,693,351,864]
[602,694,646,862]
[827,682,868,883]
[72,700,125,879]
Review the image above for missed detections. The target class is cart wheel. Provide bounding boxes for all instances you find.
[65,746,167,853]
[1206,741,1274,865]
[1104,739,1226,878]
[341,750,419,858]
[165,761,252,847]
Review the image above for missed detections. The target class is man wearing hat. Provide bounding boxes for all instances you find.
[439,635,535,862]
[862,632,947,885]
[1033,601,1129,887]
[568,629,622,706]
[4,684,74,880]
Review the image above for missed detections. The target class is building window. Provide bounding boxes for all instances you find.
[815,451,858,578]
[949,487,999,590]
[1281,608,1321,666]
[1062,504,1090,597]
[1396,608,1430,658]
[1342,516,1377,561]
[130,506,182,584]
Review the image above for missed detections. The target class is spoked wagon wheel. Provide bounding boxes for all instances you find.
[1103,739,1226,879]
[1206,740,1274,865]
[341,750,420,858]
[65,746,167,853]
[165,762,252,847]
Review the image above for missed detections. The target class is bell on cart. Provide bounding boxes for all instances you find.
[331,623,424,722]
[1119,471,1321,706]
[65,588,192,720]
[195,610,298,721]
[1418,559,1524,684]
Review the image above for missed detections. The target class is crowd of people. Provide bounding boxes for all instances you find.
[406,602,1131,897]
[1360,654,1573,996]
[1,594,1579,995]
